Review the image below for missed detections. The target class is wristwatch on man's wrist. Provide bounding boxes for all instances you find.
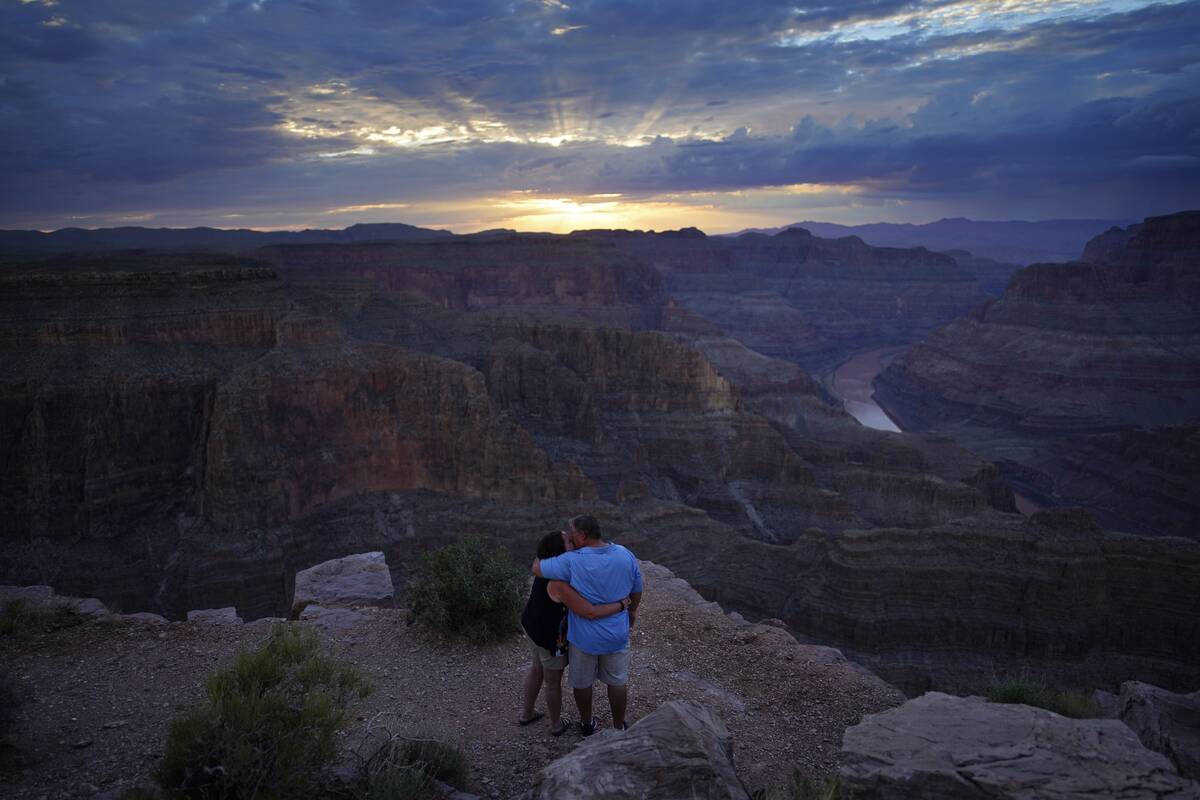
[620,597,631,610]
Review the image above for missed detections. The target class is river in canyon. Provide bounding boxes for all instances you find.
[827,346,1040,515]
[828,347,904,433]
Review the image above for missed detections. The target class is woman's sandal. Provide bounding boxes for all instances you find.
[550,720,570,736]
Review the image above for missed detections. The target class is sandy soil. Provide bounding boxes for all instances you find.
[0,569,900,799]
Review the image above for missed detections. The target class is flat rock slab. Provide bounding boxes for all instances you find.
[292,551,394,611]
[522,699,750,800]
[186,607,243,625]
[1119,681,1200,780]
[841,691,1200,799]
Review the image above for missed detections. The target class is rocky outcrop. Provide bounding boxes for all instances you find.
[840,692,1200,799]
[204,340,592,529]
[261,236,665,329]
[942,249,1023,295]
[522,700,750,800]
[1118,682,1200,780]
[291,551,395,613]
[874,211,1200,537]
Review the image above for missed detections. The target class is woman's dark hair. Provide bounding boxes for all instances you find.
[536,531,567,560]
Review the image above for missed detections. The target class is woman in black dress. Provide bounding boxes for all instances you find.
[519,530,629,735]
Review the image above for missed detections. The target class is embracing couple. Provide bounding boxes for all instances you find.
[519,514,643,736]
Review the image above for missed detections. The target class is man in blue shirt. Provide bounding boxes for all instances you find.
[533,514,643,735]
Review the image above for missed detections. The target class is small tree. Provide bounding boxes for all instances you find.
[156,624,370,799]
[406,537,525,643]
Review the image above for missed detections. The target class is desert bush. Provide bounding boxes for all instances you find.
[752,772,847,800]
[155,624,370,799]
[786,775,847,800]
[406,536,525,643]
[359,730,470,800]
[0,599,84,638]
[986,680,1098,718]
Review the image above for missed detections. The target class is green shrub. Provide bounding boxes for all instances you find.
[785,775,847,800]
[986,680,1098,718]
[406,536,525,643]
[360,732,470,800]
[0,599,85,638]
[751,772,848,800]
[156,624,371,799]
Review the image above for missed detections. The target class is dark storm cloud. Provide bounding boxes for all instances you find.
[1,0,1198,227]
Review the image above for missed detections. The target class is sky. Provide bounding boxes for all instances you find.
[2,0,1199,233]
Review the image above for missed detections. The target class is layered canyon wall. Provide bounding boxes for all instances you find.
[2,229,1196,694]
[875,211,1200,537]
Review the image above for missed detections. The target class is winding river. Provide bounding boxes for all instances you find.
[828,347,904,433]
[827,346,1041,515]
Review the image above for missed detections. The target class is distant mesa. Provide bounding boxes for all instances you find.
[0,221,453,257]
[724,216,1136,265]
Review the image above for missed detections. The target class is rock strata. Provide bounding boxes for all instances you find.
[840,692,1200,799]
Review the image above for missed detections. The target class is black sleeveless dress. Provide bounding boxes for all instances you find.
[521,577,567,655]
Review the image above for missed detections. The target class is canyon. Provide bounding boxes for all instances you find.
[875,211,1200,540]
[1,221,1197,696]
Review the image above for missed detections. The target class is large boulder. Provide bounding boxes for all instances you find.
[840,692,1200,799]
[291,551,395,613]
[0,584,109,617]
[1118,681,1200,780]
[522,700,749,800]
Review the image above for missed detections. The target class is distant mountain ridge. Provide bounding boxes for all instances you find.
[0,222,453,257]
[724,217,1136,265]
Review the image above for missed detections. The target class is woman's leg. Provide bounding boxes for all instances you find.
[543,668,564,729]
[521,654,544,722]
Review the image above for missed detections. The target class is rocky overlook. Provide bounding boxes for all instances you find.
[0,561,904,799]
[1,226,1197,696]
[874,211,1200,537]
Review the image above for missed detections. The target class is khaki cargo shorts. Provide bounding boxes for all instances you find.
[529,637,567,672]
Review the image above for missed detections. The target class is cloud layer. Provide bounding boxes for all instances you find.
[2,0,1198,231]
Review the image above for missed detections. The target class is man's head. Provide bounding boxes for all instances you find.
[569,514,601,546]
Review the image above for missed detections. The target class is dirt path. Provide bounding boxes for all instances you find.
[1,566,900,799]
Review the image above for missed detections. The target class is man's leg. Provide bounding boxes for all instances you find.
[568,644,599,734]
[543,668,564,729]
[573,687,594,726]
[520,654,543,722]
[607,683,628,729]
[598,648,632,730]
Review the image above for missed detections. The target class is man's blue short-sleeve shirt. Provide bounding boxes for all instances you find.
[539,543,643,655]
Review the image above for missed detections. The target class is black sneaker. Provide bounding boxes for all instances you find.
[580,718,597,737]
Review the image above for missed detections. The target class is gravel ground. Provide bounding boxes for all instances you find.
[0,567,901,799]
